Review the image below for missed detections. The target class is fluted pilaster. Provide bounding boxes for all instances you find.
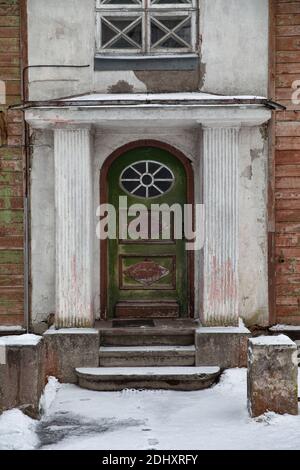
[202,126,239,326]
[54,128,93,328]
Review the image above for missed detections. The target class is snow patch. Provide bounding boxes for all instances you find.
[0,326,24,332]
[0,409,38,450]
[76,366,220,376]
[44,327,98,335]
[250,335,295,346]
[61,92,267,102]
[270,324,300,332]
[39,377,60,416]
[0,334,42,346]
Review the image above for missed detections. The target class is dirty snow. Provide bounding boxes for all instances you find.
[1,369,300,450]
[271,324,300,332]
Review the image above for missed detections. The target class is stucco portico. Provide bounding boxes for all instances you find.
[24,92,274,329]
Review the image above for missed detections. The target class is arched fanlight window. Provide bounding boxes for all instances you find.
[120,160,175,198]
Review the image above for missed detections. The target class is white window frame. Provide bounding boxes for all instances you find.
[95,0,198,55]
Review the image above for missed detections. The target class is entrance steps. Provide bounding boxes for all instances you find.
[75,320,221,391]
[100,326,195,347]
[99,345,196,367]
[75,366,220,391]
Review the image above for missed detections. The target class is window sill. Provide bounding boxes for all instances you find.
[94,54,199,71]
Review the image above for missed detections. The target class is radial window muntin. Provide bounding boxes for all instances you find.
[120,160,175,198]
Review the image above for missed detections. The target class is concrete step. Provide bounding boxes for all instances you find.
[76,366,221,391]
[99,345,196,367]
[100,328,195,347]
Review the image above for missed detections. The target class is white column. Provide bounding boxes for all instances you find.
[54,127,93,328]
[202,126,239,326]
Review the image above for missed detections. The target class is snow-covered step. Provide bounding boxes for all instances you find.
[99,345,196,367]
[76,366,221,391]
[100,328,195,347]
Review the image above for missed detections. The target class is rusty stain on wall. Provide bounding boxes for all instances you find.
[134,70,201,93]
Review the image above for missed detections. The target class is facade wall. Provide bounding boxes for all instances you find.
[0,0,25,326]
[30,124,269,328]
[26,0,269,99]
[274,0,300,324]
[26,0,271,327]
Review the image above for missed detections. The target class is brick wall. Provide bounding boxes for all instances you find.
[275,0,300,324]
[0,0,24,326]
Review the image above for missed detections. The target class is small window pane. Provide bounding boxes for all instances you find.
[112,37,136,48]
[151,23,166,45]
[159,37,184,48]
[122,181,141,193]
[148,186,162,198]
[100,0,142,4]
[134,186,147,197]
[102,23,116,45]
[109,19,137,30]
[101,17,142,50]
[155,167,173,179]
[151,0,191,3]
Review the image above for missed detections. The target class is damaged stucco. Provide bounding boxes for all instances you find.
[26,0,270,327]
[30,124,269,328]
[27,0,269,98]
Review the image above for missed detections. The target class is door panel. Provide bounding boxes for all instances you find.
[107,146,188,318]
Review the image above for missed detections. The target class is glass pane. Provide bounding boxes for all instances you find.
[175,18,191,43]
[152,0,191,3]
[159,37,184,48]
[133,162,147,174]
[101,0,142,4]
[151,22,166,45]
[148,162,161,174]
[122,167,140,179]
[134,186,147,197]
[155,181,173,192]
[126,21,142,44]
[155,167,173,179]
[102,22,116,45]
[158,19,182,30]
[111,37,136,48]
[122,181,141,193]
[148,186,162,198]
[109,19,137,31]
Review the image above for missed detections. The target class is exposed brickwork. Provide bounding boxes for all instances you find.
[0,0,24,325]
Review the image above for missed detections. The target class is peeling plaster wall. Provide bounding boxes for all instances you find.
[30,126,269,327]
[30,130,55,325]
[199,0,269,96]
[239,127,269,326]
[27,0,269,98]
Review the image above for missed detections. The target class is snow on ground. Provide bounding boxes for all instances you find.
[1,369,300,450]
[0,409,38,450]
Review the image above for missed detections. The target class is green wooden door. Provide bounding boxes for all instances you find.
[107,146,188,318]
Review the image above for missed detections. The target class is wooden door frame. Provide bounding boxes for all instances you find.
[100,140,195,320]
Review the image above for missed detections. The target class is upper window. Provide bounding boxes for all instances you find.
[96,0,198,54]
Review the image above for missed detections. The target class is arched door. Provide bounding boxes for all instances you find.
[102,143,194,319]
